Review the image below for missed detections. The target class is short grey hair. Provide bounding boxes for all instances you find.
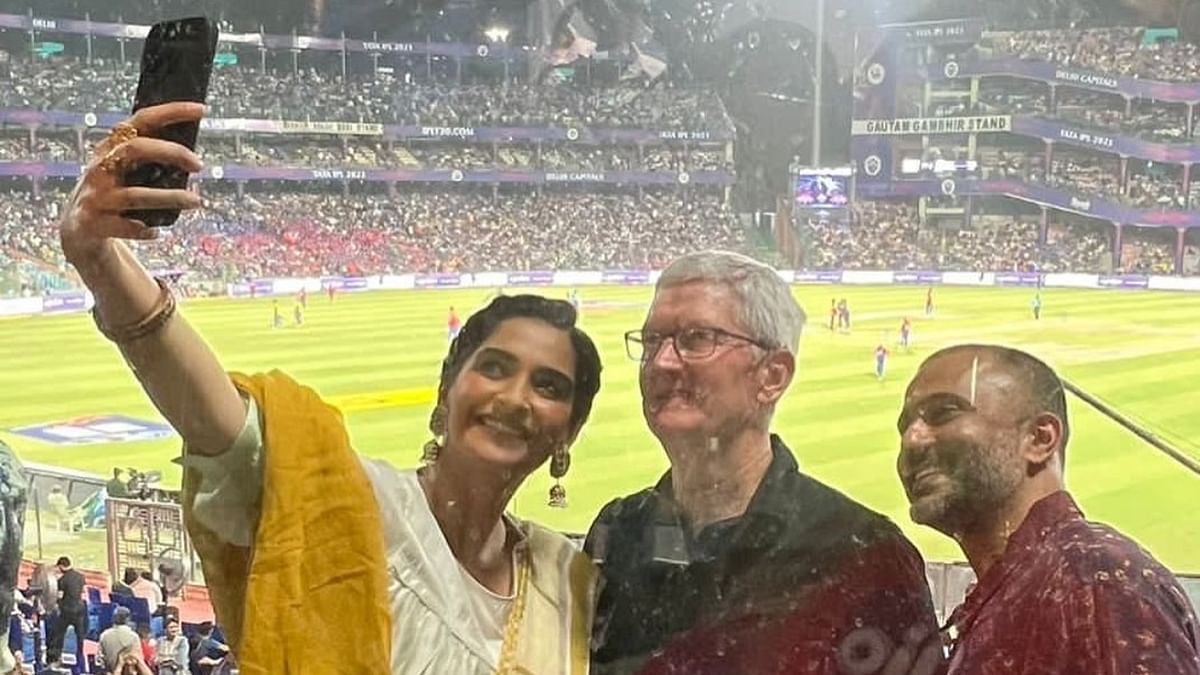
[656,250,807,353]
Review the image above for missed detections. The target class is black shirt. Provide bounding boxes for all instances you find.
[584,435,939,675]
[106,478,130,498]
[56,568,86,613]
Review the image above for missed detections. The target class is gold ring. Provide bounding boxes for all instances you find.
[96,122,139,173]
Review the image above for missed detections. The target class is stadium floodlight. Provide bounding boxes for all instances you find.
[485,25,511,43]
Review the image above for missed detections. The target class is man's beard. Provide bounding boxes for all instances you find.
[908,434,1024,536]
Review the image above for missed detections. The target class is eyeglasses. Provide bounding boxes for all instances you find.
[624,327,774,362]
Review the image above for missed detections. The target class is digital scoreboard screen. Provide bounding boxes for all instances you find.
[793,169,850,208]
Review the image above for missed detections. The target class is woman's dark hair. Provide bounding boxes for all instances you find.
[432,294,602,439]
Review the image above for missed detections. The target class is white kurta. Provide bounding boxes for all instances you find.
[185,396,596,674]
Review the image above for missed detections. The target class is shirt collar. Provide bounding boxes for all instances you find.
[950,490,1081,636]
[1004,490,1082,552]
[651,434,800,529]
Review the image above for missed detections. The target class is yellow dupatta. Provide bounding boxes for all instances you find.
[182,370,391,674]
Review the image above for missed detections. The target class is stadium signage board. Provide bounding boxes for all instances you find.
[884,19,985,44]
[601,271,651,285]
[659,131,713,140]
[947,58,1200,103]
[893,271,944,284]
[546,172,607,182]
[793,271,844,284]
[281,120,382,136]
[1058,128,1115,149]
[1053,69,1119,90]
[1098,274,1151,289]
[0,160,735,186]
[311,169,368,180]
[904,22,968,40]
[857,178,1200,228]
[0,109,734,144]
[507,272,556,286]
[420,126,477,138]
[851,116,1011,135]
[40,291,88,314]
[415,274,463,288]
[361,41,415,53]
[994,272,1042,287]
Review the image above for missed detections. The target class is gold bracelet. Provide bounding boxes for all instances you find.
[92,276,177,344]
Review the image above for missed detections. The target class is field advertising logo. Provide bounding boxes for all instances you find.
[451,169,465,182]
[211,166,225,180]
[943,60,960,78]
[678,171,691,185]
[477,45,489,57]
[83,112,98,127]
[566,127,580,141]
[940,178,956,195]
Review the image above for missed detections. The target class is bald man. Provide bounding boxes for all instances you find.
[897,344,1199,674]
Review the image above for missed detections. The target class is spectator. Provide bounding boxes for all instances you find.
[106,469,130,499]
[154,619,188,675]
[897,345,1200,673]
[46,485,73,532]
[46,556,87,668]
[126,568,162,615]
[189,622,229,675]
[136,622,156,667]
[96,606,139,673]
[112,648,154,675]
[587,251,940,672]
[110,570,134,598]
[27,562,57,617]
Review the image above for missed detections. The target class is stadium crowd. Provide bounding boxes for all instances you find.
[976,148,1190,210]
[0,133,733,172]
[0,52,732,131]
[964,26,1200,144]
[985,27,1200,82]
[0,188,747,286]
[803,202,932,270]
[977,88,1192,144]
[800,201,1187,274]
[5,187,1193,296]
[956,81,1194,145]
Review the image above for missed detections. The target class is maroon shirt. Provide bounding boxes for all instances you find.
[946,491,1200,675]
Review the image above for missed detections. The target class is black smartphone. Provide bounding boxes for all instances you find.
[122,17,219,227]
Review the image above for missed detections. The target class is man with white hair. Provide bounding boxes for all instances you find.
[586,251,941,674]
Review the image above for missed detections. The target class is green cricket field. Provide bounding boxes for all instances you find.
[2,284,1197,571]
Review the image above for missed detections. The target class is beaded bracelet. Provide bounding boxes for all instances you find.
[92,276,177,344]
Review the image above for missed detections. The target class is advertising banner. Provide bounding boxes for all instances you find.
[793,270,844,283]
[40,292,87,314]
[601,270,651,284]
[1097,274,1151,289]
[893,271,944,284]
[993,272,1043,287]
[507,271,556,286]
[414,274,463,288]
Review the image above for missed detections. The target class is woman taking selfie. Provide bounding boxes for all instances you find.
[59,102,603,674]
